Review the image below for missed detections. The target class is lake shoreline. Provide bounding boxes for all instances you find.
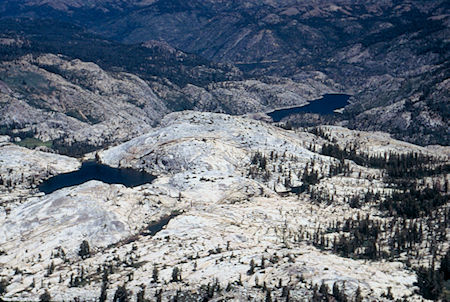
[38,161,156,194]
[267,93,351,122]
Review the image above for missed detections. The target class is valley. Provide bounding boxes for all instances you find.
[0,0,449,301]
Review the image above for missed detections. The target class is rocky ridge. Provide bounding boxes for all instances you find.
[0,53,166,154]
[0,138,80,191]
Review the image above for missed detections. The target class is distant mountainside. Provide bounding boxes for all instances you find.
[0,0,449,146]
[2,0,447,75]
[0,19,339,155]
[0,18,242,88]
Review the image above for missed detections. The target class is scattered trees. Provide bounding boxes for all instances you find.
[416,265,443,300]
[416,248,450,301]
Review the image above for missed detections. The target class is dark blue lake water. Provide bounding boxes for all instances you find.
[143,213,180,236]
[268,94,350,122]
[39,161,156,194]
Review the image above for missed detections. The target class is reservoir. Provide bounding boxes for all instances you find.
[268,94,350,122]
[39,161,156,194]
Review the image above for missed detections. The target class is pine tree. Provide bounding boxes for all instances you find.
[265,289,272,302]
[247,259,255,275]
[354,286,363,302]
[152,264,159,282]
[319,281,329,295]
[113,285,128,302]
[155,289,162,302]
[171,266,180,282]
[39,290,51,302]
[78,240,90,259]
[46,261,54,276]
[440,249,450,280]
[333,282,341,299]
[136,287,146,302]
[99,283,108,302]
[0,278,8,295]
[99,269,109,302]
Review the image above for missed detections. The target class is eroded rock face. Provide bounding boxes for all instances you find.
[0,141,80,190]
[98,111,323,202]
[0,54,168,155]
[0,181,178,264]
[149,73,342,116]
[0,111,448,301]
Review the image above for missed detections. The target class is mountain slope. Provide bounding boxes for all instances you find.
[0,53,168,155]
[0,19,343,155]
[1,1,448,145]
